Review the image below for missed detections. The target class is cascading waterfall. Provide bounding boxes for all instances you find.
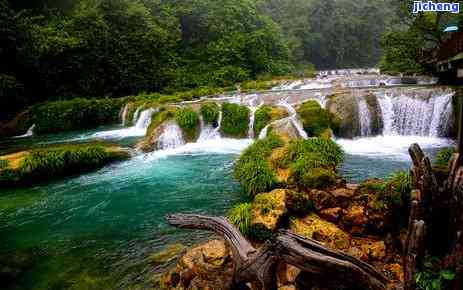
[376,89,454,137]
[246,97,263,139]
[258,124,270,139]
[214,105,223,134]
[132,106,143,125]
[156,121,185,150]
[358,97,372,137]
[278,99,308,139]
[198,116,221,141]
[135,108,156,129]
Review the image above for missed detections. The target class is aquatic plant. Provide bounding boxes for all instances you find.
[220,103,250,138]
[435,147,455,167]
[175,107,200,141]
[228,203,252,235]
[297,100,340,137]
[200,102,220,125]
[234,133,284,196]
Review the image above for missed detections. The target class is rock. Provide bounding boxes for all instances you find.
[383,263,404,283]
[279,285,296,290]
[319,207,343,223]
[270,118,303,140]
[342,205,368,232]
[307,189,335,211]
[289,213,351,250]
[364,94,384,135]
[326,93,360,138]
[346,183,359,191]
[251,189,288,232]
[350,238,386,262]
[331,187,355,198]
[148,243,186,266]
[277,263,300,285]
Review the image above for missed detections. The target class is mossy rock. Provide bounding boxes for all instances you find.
[289,213,351,250]
[363,94,383,135]
[137,107,177,152]
[299,167,337,190]
[253,105,288,137]
[200,102,220,126]
[326,93,360,138]
[175,107,200,142]
[250,189,288,239]
[220,103,250,138]
[297,100,339,137]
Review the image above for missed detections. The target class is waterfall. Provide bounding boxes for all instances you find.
[214,104,223,134]
[247,99,263,139]
[358,97,372,137]
[135,108,156,129]
[198,116,221,141]
[132,106,143,125]
[13,124,35,138]
[376,89,454,137]
[278,99,308,139]
[258,124,270,139]
[120,104,129,125]
[156,121,185,150]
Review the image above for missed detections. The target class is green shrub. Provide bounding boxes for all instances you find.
[234,134,284,196]
[220,103,250,138]
[299,167,337,190]
[384,171,411,206]
[253,106,272,137]
[175,107,200,141]
[416,256,455,290]
[228,203,252,235]
[14,144,129,185]
[31,98,126,134]
[435,147,455,167]
[285,138,344,167]
[297,101,340,137]
[200,102,220,125]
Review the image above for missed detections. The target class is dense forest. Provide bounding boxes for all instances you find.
[0,0,461,120]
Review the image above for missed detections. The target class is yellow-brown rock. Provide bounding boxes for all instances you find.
[289,213,351,250]
[251,189,288,232]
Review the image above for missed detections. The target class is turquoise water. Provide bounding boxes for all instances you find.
[0,152,244,289]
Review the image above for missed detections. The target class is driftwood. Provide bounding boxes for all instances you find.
[166,214,388,290]
[407,144,463,290]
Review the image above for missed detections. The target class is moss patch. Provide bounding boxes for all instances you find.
[137,107,177,152]
[200,102,220,126]
[175,107,200,142]
[297,100,340,137]
[253,105,288,137]
[220,103,250,138]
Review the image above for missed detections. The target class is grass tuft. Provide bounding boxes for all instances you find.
[228,203,252,235]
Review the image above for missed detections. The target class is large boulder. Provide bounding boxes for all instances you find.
[158,239,233,289]
[326,92,360,138]
[364,94,383,135]
[251,189,288,235]
[289,213,351,250]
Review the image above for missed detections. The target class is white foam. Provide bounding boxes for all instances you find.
[336,135,453,161]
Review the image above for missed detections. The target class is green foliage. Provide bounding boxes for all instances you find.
[297,101,339,137]
[286,138,344,167]
[228,203,252,235]
[31,98,125,134]
[19,144,127,182]
[299,167,337,190]
[175,107,199,141]
[253,105,272,137]
[220,103,250,138]
[200,102,220,125]
[234,133,284,196]
[416,256,455,290]
[384,170,411,207]
[435,147,455,167]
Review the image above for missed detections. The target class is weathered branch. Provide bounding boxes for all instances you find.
[404,220,426,290]
[166,213,387,290]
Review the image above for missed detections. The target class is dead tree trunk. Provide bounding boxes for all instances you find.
[166,214,388,290]
[408,144,463,290]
